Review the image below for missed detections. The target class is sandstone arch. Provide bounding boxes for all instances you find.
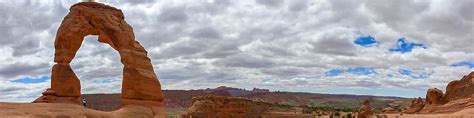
[33,2,165,116]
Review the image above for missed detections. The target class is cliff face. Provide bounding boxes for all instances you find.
[406,71,474,114]
[444,72,474,102]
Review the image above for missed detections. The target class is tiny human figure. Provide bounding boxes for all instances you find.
[82,98,87,107]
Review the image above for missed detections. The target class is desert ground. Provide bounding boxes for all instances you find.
[1,102,473,118]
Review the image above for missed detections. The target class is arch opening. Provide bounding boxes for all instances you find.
[71,35,123,94]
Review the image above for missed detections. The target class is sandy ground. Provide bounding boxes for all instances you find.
[0,102,157,118]
[381,108,474,118]
[1,102,473,118]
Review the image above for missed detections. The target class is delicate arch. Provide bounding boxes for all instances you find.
[35,2,163,107]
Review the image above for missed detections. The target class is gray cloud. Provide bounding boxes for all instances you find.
[256,0,284,8]
[158,6,188,23]
[0,62,48,79]
[0,0,473,102]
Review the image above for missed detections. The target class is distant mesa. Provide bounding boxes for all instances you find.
[183,96,272,117]
[405,71,474,114]
[31,2,165,117]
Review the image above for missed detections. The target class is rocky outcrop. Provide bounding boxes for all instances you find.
[406,71,474,114]
[357,99,374,118]
[404,97,425,113]
[184,96,272,118]
[382,107,397,114]
[32,2,165,117]
[444,72,474,102]
[426,88,445,105]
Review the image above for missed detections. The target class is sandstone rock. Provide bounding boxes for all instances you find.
[426,88,445,105]
[185,96,272,118]
[444,72,474,102]
[471,94,474,102]
[417,71,474,114]
[357,99,374,118]
[32,89,57,103]
[404,97,425,114]
[382,107,397,114]
[33,2,165,117]
[51,64,81,98]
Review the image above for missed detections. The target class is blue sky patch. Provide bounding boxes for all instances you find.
[92,79,116,83]
[354,35,378,47]
[389,38,427,53]
[398,68,431,79]
[11,76,50,84]
[325,69,344,76]
[451,60,474,68]
[326,67,376,76]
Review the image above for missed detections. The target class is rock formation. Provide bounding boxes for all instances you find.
[357,99,374,118]
[184,96,272,118]
[444,72,474,102]
[404,97,425,113]
[405,71,474,114]
[425,88,445,105]
[32,2,165,117]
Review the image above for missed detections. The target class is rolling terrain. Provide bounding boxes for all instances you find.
[81,86,411,114]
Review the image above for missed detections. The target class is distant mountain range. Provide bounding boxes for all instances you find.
[81,86,411,113]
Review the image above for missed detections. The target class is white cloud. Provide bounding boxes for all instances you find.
[0,0,472,102]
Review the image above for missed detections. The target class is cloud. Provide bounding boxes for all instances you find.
[0,62,49,79]
[158,5,188,23]
[451,60,474,68]
[0,0,473,102]
[325,67,376,77]
[255,0,284,8]
[398,68,432,79]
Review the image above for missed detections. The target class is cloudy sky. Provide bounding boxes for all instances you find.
[0,0,472,102]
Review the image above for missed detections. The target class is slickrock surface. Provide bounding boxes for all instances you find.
[32,2,165,117]
[0,102,159,118]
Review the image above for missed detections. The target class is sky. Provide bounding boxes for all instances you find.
[0,0,472,102]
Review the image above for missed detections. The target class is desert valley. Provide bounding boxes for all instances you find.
[0,0,473,118]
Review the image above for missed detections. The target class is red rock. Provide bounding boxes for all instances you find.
[426,88,445,105]
[33,2,165,117]
[444,71,474,102]
[357,99,374,118]
[412,71,474,114]
[32,88,58,103]
[185,96,272,117]
[404,97,425,113]
[51,63,81,98]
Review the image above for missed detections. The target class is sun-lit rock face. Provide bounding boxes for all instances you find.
[32,2,165,117]
[357,99,374,118]
[444,72,474,102]
[426,88,445,105]
[405,71,474,114]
